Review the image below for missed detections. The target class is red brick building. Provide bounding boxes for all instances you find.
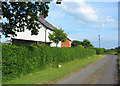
[61,38,71,47]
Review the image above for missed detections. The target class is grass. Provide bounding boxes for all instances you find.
[104,50,118,55]
[3,55,106,84]
[105,51,117,55]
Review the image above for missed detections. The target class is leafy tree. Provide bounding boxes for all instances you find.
[82,39,93,48]
[48,28,67,47]
[2,2,49,37]
[71,39,94,48]
[77,45,84,48]
[71,40,83,47]
[110,48,114,50]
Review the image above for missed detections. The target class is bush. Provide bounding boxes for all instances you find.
[94,48,104,55]
[104,50,117,55]
[77,45,84,48]
[2,44,96,82]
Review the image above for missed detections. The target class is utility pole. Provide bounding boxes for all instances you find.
[0,29,2,43]
[98,34,100,48]
[0,34,1,43]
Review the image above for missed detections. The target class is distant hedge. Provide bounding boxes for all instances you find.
[94,48,104,55]
[2,44,96,82]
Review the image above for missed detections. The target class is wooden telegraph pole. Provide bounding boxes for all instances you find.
[98,34,100,48]
[0,29,2,43]
[0,34,1,43]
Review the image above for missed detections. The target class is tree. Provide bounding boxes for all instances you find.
[48,28,67,47]
[77,45,84,48]
[71,40,83,47]
[2,2,49,37]
[82,39,93,48]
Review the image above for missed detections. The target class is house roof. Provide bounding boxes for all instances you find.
[38,17,71,42]
[67,38,71,41]
[38,18,55,31]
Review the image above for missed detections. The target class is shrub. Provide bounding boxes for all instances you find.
[2,44,96,82]
[77,45,84,48]
[94,48,104,55]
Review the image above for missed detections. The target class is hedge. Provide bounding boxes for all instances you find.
[93,48,104,55]
[2,43,96,82]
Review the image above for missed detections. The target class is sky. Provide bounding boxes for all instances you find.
[1,0,118,49]
[45,0,118,49]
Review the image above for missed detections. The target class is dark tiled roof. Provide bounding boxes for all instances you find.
[67,38,71,41]
[38,18,55,31]
[38,17,71,42]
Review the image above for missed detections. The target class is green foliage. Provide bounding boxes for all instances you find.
[104,50,117,55]
[77,45,84,48]
[2,44,96,82]
[71,40,82,47]
[104,47,119,55]
[93,48,104,55]
[48,28,67,47]
[71,39,94,48]
[2,2,49,37]
[82,39,93,48]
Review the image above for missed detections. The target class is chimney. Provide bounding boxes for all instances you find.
[39,12,44,20]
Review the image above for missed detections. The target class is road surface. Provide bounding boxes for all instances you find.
[56,55,118,84]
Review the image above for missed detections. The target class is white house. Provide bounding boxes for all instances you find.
[7,14,61,47]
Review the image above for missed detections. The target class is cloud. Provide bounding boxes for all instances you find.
[104,16,115,22]
[59,0,99,23]
[105,18,115,22]
[86,0,119,2]
[100,16,117,29]
[49,10,65,18]
[101,24,105,27]
[56,0,117,29]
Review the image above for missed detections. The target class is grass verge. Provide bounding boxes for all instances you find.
[3,55,106,84]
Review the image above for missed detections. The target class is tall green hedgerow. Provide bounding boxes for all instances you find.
[91,48,104,55]
[2,43,96,82]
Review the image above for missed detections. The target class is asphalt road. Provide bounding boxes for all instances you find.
[56,55,118,84]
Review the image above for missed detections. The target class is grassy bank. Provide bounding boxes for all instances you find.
[3,55,105,84]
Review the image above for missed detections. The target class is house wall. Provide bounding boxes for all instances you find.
[46,29,61,47]
[9,23,61,47]
[61,39,71,47]
[50,41,61,47]
[46,29,52,42]
[12,24,46,42]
